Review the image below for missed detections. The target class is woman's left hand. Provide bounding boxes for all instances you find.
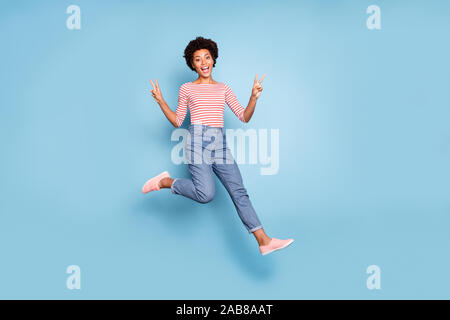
[251,74,266,99]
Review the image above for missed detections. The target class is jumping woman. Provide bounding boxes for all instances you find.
[142,36,294,256]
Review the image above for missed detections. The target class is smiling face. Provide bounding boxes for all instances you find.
[191,49,214,78]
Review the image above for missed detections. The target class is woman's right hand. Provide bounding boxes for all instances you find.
[150,79,164,104]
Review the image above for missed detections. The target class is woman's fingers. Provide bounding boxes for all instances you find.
[254,74,266,84]
[150,79,162,95]
[149,78,163,102]
[150,79,156,90]
[258,74,266,84]
[149,79,158,101]
[252,75,264,98]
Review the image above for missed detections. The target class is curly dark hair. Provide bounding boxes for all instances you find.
[183,36,219,71]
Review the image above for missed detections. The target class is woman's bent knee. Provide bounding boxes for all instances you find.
[196,190,215,204]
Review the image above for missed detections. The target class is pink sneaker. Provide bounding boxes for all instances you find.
[259,238,294,256]
[142,171,171,194]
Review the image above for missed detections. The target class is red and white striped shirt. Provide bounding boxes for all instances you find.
[175,82,246,127]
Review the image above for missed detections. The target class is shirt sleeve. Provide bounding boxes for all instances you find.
[224,84,246,122]
[175,84,189,127]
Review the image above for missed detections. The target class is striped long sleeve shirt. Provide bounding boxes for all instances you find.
[175,82,247,127]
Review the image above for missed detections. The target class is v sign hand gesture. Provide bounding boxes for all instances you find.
[150,78,178,127]
[251,74,266,99]
[150,78,164,104]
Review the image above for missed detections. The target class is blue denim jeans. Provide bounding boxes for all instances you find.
[171,124,263,234]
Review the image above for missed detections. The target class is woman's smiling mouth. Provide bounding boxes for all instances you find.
[201,66,209,73]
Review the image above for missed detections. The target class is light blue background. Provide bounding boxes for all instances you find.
[1,0,449,299]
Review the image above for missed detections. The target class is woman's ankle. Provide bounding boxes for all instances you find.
[258,237,272,246]
[253,229,271,246]
[158,177,173,189]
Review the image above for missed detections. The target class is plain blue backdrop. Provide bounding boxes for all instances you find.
[0,0,449,299]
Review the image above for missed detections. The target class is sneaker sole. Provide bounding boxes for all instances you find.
[261,239,294,256]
